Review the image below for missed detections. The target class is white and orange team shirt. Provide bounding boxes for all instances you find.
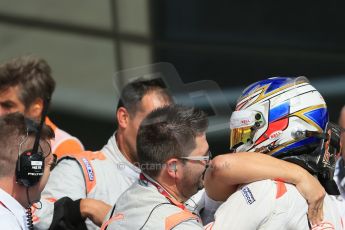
[33,134,141,230]
[205,179,344,230]
[101,180,203,230]
[45,117,84,158]
[0,188,28,229]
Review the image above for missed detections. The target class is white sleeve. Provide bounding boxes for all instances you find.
[211,180,275,230]
[186,189,205,212]
[33,158,86,229]
[200,192,223,225]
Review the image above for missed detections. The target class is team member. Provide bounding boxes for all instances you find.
[34,78,174,229]
[333,106,345,219]
[102,104,327,229]
[38,77,326,229]
[205,77,343,229]
[0,113,55,229]
[335,106,345,197]
[102,105,208,229]
[0,55,84,158]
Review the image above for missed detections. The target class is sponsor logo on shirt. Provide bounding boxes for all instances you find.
[241,186,256,205]
[82,158,94,181]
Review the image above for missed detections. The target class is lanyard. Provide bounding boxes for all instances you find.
[140,173,186,210]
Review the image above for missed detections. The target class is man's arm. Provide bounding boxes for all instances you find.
[204,153,325,225]
[80,198,112,227]
[33,159,87,229]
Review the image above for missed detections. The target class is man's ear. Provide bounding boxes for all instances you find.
[25,98,43,119]
[117,107,130,129]
[166,158,179,178]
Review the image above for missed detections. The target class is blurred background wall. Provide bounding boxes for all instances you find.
[0,0,344,154]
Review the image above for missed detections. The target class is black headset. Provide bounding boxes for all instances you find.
[16,98,50,187]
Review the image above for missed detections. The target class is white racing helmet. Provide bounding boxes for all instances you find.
[230,76,337,175]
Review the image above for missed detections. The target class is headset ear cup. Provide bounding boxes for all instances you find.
[16,150,44,187]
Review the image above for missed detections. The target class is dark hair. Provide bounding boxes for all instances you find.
[0,55,56,108]
[117,78,173,117]
[0,113,54,177]
[137,105,208,177]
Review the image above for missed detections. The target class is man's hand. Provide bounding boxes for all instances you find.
[80,198,112,227]
[294,172,325,226]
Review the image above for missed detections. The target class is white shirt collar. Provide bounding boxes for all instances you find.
[101,132,141,177]
[0,187,27,229]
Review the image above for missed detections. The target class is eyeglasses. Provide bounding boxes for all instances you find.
[178,150,212,164]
